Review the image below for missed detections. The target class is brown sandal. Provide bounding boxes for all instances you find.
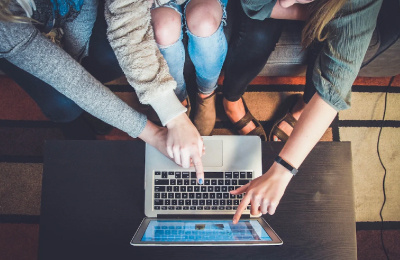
[269,94,302,142]
[231,97,268,141]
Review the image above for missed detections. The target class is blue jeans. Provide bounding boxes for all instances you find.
[155,0,228,102]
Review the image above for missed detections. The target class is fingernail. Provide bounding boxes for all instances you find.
[198,178,203,185]
[274,137,278,141]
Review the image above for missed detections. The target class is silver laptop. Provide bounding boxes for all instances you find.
[131,135,283,246]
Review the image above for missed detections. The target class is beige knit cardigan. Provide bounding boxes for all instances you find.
[105,0,186,126]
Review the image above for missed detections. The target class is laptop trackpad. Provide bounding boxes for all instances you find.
[202,140,223,167]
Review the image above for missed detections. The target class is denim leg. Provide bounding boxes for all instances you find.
[185,0,228,94]
[158,35,187,102]
[0,59,83,123]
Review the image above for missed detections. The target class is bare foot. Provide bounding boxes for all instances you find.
[198,92,213,99]
[272,97,306,141]
[223,97,256,135]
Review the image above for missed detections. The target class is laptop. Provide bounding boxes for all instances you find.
[131,135,283,246]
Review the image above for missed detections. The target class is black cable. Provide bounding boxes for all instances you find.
[376,76,394,260]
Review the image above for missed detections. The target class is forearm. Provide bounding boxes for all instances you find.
[279,93,337,169]
[104,0,185,125]
[270,2,309,20]
[4,27,147,138]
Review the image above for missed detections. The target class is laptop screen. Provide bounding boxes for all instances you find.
[141,219,272,242]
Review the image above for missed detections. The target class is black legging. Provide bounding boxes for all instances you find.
[222,3,325,104]
[222,5,284,102]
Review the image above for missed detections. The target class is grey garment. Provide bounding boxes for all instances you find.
[241,0,383,111]
[0,0,147,137]
[241,0,276,20]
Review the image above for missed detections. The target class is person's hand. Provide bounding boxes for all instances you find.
[138,120,170,157]
[230,163,293,224]
[166,113,205,184]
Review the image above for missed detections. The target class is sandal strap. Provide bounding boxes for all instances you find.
[233,111,254,131]
[270,126,289,142]
[282,113,297,128]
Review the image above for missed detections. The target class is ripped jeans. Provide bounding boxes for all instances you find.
[153,0,228,102]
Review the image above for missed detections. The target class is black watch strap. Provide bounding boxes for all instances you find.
[274,156,298,175]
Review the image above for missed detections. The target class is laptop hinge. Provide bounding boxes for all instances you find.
[156,214,251,219]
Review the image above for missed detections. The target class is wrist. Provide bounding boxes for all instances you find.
[166,113,189,129]
[270,161,295,181]
[274,156,298,175]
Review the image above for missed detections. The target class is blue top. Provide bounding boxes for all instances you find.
[241,0,383,111]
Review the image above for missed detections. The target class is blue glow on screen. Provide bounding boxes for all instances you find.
[141,220,272,242]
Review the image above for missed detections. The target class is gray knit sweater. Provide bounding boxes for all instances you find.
[0,0,186,138]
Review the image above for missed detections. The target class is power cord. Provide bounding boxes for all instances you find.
[376,76,395,260]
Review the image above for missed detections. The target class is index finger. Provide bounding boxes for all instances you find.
[191,152,204,185]
[232,194,251,224]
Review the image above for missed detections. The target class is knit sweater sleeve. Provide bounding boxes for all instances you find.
[104,0,186,126]
[0,19,147,138]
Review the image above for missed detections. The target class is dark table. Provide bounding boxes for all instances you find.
[39,140,356,260]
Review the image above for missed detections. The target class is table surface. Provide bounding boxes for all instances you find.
[39,140,356,260]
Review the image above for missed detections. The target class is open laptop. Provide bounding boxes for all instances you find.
[131,135,283,246]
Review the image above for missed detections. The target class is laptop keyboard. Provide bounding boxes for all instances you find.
[153,171,252,211]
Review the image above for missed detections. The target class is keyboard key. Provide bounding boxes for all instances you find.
[190,206,196,210]
[240,172,246,179]
[168,206,175,210]
[155,171,161,176]
[154,199,163,205]
[162,172,168,178]
[155,193,160,198]
[155,186,165,192]
[197,206,203,210]
[247,172,253,178]
[239,179,250,185]
[183,206,190,210]
[168,193,174,198]
[177,179,183,185]
[204,172,224,179]
[154,206,160,210]
[175,172,181,178]
[191,180,197,185]
[155,179,169,185]
[168,171,174,175]
[182,172,190,178]
[225,172,232,179]
[219,206,225,210]
[233,172,239,178]
[161,206,168,210]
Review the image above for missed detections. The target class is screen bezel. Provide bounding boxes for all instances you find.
[130,217,283,246]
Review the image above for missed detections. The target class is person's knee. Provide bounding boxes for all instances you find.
[152,8,181,46]
[186,0,223,37]
[42,96,83,123]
